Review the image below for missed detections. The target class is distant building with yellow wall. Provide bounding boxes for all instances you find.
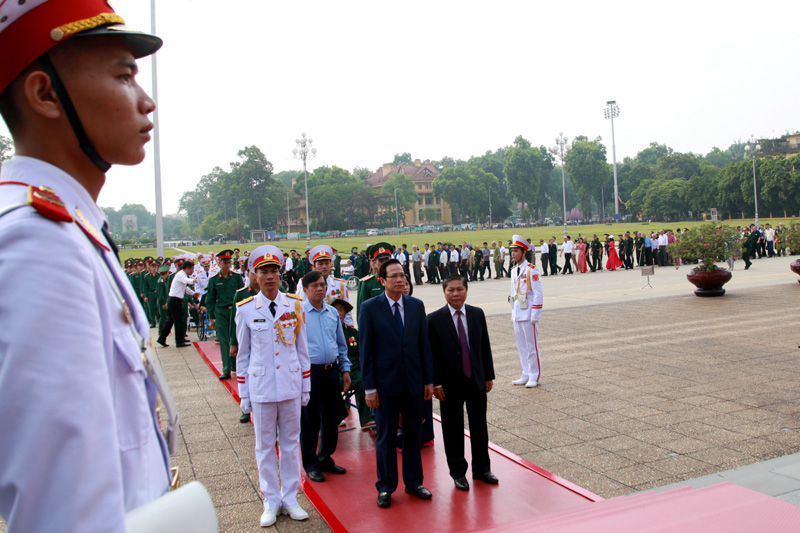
[366,159,453,225]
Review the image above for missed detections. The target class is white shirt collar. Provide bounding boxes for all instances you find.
[448,303,465,318]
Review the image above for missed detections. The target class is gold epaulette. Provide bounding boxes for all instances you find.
[236,296,254,307]
[286,293,303,300]
[360,274,374,282]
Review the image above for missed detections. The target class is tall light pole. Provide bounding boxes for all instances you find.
[744,136,761,227]
[488,183,492,229]
[604,100,620,222]
[292,133,316,250]
[555,132,569,239]
[394,188,400,228]
[150,0,164,257]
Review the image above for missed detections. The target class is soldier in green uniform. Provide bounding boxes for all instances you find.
[624,232,634,269]
[143,260,160,327]
[743,225,757,270]
[473,244,484,281]
[206,250,245,380]
[156,265,171,345]
[355,243,394,316]
[590,235,602,272]
[130,260,144,310]
[358,250,370,278]
[332,247,342,278]
[331,298,374,429]
[231,257,259,423]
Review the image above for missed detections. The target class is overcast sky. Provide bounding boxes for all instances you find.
[3,0,797,214]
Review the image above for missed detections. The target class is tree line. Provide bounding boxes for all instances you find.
[4,132,799,243]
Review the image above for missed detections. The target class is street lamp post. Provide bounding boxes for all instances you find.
[744,136,761,227]
[292,133,316,250]
[604,100,620,222]
[488,184,492,229]
[555,132,569,239]
[394,188,400,228]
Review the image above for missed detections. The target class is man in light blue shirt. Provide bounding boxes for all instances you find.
[644,235,654,266]
[301,270,352,482]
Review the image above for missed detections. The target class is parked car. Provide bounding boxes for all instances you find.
[366,228,379,236]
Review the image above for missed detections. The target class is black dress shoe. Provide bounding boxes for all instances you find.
[156,339,168,347]
[473,471,499,484]
[404,485,432,500]
[219,374,231,380]
[176,343,191,348]
[306,470,326,482]
[377,492,391,508]
[239,412,250,423]
[453,477,470,491]
[321,464,346,475]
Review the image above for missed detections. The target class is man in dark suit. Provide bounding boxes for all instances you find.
[360,259,435,509]
[428,275,498,491]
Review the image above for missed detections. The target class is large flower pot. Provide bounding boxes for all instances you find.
[686,267,732,297]
[791,259,800,284]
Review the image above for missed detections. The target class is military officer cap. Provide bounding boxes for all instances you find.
[0,0,163,95]
[367,242,394,260]
[329,298,353,314]
[158,265,170,274]
[331,247,338,253]
[310,244,334,263]
[217,249,234,262]
[249,245,283,274]
[509,234,529,251]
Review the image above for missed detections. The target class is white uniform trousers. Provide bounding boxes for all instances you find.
[513,321,542,382]
[252,397,302,510]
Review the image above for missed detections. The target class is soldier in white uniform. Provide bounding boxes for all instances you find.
[295,244,355,326]
[236,245,312,527]
[0,2,182,530]
[508,235,543,388]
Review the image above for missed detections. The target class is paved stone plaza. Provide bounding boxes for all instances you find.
[3,255,796,532]
[162,255,799,531]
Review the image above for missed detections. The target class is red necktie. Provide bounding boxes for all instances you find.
[456,310,472,378]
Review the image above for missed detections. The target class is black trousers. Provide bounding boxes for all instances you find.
[549,252,559,274]
[562,253,573,273]
[374,387,424,493]
[301,364,342,473]
[439,376,490,479]
[540,253,549,275]
[166,296,185,344]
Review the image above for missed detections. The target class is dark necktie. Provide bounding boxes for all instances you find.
[517,266,520,276]
[455,310,472,378]
[269,301,277,317]
[393,301,404,335]
[101,221,120,262]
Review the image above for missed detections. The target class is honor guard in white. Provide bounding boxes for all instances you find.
[236,245,312,526]
[295,244,355,326]
[508,235,543,388]
[0,1,192,530]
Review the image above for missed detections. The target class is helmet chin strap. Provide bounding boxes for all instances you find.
[39,54,111,173]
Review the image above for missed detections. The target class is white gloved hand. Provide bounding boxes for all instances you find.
[240,398,252,414]
[301,392,310,407]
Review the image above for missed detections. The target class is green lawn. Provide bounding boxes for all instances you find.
[115,217,794,266]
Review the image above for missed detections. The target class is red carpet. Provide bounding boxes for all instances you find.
[194,340,800,532]
[194,341,599,531]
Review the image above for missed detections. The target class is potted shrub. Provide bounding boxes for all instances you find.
[780,221,800,283]
[667,222,739,297]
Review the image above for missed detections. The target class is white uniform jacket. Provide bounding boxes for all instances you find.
[294,276,354,326]
[510,260,543,323]
[0,156,170,532]
[236,292,311,403]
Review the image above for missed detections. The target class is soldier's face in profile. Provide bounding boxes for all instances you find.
[511,248,524,264]
[51,37,156,167]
